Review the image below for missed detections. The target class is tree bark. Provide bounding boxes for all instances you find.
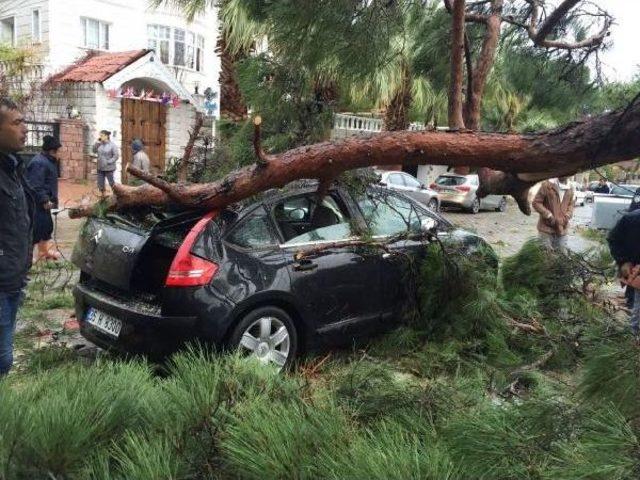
[463,0,503,130]
[176,112,204,182]
[216,33,248,121]
[448,0,466,130]
[69,101,640,219]
[383,64,412,132]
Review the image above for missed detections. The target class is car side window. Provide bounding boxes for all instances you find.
[226,209,277,249]
[388,173,405,186]
[402,174,421,189]
[274,193,353,245]
[357,192,422,237]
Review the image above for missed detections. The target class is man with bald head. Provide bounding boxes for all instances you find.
[0,98,34,377]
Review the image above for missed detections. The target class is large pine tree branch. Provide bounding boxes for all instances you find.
[68,101,640,219]
[525,0,612,50]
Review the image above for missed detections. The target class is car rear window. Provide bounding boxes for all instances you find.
[435,176,465,186]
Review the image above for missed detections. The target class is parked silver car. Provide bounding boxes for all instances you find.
[591,184,640,230]
[376,170,440,211]
[430,174,507,214]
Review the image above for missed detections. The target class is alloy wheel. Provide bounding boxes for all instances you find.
[239,316,290,369]
[428,198,439,212]
[471,198,480,214]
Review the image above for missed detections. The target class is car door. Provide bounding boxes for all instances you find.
[353,190,433,323]
[272,191,385,336]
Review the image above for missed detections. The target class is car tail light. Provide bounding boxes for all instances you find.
[429,183,438,189]
[166,211,219,287]
[455,185,471,192]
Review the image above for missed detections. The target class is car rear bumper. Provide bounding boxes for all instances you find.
[74,282,199,357]
[439,193,472,208]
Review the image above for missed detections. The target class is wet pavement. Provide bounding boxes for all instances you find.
[441,200,597,258]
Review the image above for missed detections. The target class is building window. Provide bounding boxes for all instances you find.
[81,17,110,50]
[147,24,170,64]
[0,17,15,46]
[147,24,204,72]
[32,10,41,42]
[196,35,204,72]
[173,28,185,66]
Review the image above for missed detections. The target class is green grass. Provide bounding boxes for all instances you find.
[1,241,637,479]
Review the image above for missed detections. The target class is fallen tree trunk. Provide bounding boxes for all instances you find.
[69,99,640,219]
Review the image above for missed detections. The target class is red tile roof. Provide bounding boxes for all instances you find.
[49,50,150,83]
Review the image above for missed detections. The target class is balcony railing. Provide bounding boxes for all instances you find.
[333,113,428,133]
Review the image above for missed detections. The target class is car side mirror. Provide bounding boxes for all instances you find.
[420,218,437,233]
[379,181,387,187]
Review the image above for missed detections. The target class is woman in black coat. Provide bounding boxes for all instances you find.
[26,135,61,261]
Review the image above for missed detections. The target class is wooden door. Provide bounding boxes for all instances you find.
[121,99,167,182]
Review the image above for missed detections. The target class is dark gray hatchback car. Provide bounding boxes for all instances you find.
[72,182,494,368]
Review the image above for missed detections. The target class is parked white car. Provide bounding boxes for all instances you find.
[591,184,639,229]
[569,181,587,207]
[376,170,441,211]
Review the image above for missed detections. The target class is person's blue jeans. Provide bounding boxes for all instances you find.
[631,288,640,336]
[0,290,23,376]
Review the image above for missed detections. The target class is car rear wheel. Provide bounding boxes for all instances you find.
[427,198,439,212]
[469,198,480,214]
[496,198,507,212]
[229,306,298,370]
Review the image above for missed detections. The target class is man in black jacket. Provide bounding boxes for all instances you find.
[608,208,640,336]
[0,98,33,376]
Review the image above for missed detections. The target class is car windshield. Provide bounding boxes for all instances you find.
[435,176,465,186]
[610,185,638,196]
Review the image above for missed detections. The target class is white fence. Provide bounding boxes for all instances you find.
[333,113,428,133]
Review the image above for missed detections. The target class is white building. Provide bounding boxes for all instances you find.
[0,0,220,181]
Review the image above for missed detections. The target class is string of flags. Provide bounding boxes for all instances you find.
[106,88,182,107]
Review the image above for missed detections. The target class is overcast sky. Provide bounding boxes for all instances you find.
[597,0,640,82]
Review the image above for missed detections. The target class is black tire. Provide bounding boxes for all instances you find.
[496,198,507,212]
[469,198,480,214]
[427,198,439,212]
[228,306,298,370]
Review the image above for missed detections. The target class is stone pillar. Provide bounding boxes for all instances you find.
[56,118,88,180]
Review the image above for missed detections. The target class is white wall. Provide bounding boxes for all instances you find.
[48,0,219,98]
[166,102,197,160]
[0,0,49,51]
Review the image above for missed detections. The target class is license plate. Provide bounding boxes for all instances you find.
[86,308,122,337]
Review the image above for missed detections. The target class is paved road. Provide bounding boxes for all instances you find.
[441,201,596,258]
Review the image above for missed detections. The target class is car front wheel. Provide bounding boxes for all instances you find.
[496,198,507,212]
[229,306,298,370]
[469,198,480,214]
[427,198,439,212]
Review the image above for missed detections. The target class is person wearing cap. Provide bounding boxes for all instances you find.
[26,135,61,261]
[130,138,150,179]
[92,129,119,195]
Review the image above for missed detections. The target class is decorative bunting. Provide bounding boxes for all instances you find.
[106,87,181,107]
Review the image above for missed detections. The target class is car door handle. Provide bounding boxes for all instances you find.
[294,259,318,272]
[350,256,365,263]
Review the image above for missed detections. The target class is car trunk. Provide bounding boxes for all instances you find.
[72,211,205,296]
